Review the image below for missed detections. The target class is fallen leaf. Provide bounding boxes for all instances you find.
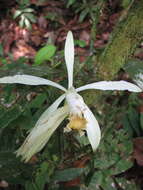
[38,15,48,29]
[12,40,36,60]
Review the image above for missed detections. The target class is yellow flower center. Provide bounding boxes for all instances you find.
[67,116,87,130]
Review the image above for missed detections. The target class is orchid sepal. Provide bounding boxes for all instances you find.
[76,81,142,93]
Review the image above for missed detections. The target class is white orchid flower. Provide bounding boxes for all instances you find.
[0,31,141,162]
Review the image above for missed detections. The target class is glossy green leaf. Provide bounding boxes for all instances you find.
[75,40,86,48]
[13,10,22,19]
[34,45,56,65]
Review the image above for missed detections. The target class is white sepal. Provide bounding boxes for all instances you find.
[83,105,101,151]
[76,81,142,92]
[16,105,69,162]
[0,74,66,92]
[64,31,74,88]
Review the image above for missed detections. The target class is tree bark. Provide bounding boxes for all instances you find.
[97,0,143,80]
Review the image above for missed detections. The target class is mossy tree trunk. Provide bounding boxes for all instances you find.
[97,0,143,80]
[84,0,143,105]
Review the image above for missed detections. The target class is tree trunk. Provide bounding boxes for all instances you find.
[97,0,143,80]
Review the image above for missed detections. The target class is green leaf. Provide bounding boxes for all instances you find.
[52,168,86,182]
[115,177,138,190]
[13,10,22,19]
[19,15,25,28]
[127,108,141,136]
[111,159,133,175]
[0,106,23,129]
[34,45,56,65]
[24,18,31,29]
[66,0,76,8]
[88,171,104,188]
[79,9,89,22]
[30,93,47,108]
[0,44,4,56]
[23,8,35,13]
[140,113,143,130]
[75,40,86,48]
[0,58,7,64]
[24,13,36,23]
[0,151,33,183]
[121,0,132,8]
[25,182,38,190]
[0,63,58,77]
[124,59,143,78]
[35,162,49,189]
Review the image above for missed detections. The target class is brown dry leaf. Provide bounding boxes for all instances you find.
[14,26,30,42]
[102,32,110,41]
[138,93,143,100]
[94,39,105,48]
[79,30,90,46]
[138,105,143,113]
[72,21,91,30]
[64,178,81,187]
[38,15,48,29]
[12,40,36,60]
[31,35,42,47]
[73,156,90,168]
[109,13,120,25]
[44,31,56,44]
[133,137,143,166]
[2,32,14,54]
[0,22,15,53]
[30,0,63,7]
[46,1,63,7]
[43,7,65,25]
[28,155,38,164]
[0,20,31,55]
[76,47,90,63]
[134,49,143,60]
[57,16,90,36]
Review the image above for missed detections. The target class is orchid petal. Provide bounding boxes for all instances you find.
[83,105,101,151]
[35,94,66,127]
[76,81,142,92]
[66,90,101,151]
[16,105,69,162]
[65,31,74,88]
[0,74,66,92]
